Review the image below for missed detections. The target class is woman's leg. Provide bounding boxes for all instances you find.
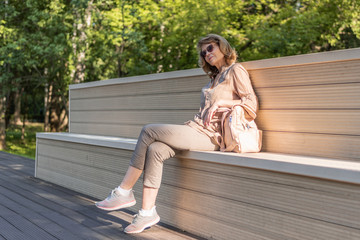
[130,124,218,210]
[124,124,217,233]
[119,166,142,190]
[98,124,217,219]
[142,186,159,210]
[130,124,218,172]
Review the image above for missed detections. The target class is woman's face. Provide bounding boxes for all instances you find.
[201,42,225,68]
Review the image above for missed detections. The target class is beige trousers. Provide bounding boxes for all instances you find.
[130,124,218,188]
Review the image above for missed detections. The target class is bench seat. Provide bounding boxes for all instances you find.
[36,132,360,185]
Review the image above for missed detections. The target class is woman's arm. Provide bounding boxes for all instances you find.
[203,99,242,127]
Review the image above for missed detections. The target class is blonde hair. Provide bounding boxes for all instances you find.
[197,34,237,79]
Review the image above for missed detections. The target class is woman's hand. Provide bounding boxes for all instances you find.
[204,103,219,128]
[203,99,244,128]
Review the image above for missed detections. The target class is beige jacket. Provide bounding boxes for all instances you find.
[186,63,258,146]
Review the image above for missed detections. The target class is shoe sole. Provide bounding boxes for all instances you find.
[124,215,161,234]
[95,199,136,211]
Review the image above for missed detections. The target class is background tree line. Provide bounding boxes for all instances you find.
[1,0,359,150]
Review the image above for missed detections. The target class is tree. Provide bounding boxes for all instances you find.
[1,0,359,144]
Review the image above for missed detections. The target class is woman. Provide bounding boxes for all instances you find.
[95,34,258,234]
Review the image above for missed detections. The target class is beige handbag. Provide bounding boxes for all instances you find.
[219,105,262,153]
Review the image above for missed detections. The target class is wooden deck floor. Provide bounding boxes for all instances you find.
[0,152,202,240]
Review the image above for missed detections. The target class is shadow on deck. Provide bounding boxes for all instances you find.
[0,152,201,240]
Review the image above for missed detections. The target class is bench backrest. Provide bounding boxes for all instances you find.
[69,48,360,161]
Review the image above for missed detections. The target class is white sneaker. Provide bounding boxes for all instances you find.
[124,209,160,234]
[95,188,136,211]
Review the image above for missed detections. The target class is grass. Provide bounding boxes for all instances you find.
[2,122,44,160]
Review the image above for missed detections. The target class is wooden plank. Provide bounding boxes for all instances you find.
[0,180,105,240]
[257,82,360,109]
[70,109,197,125]
[0,151,35,175]
[69,68,206,91]
[37,138,134,157]
[249,59,360,88]
[74,109,360,138]
[36,155,124,188]
[0,216,33,240]
[69,109,196,137]
[70,75,208,100]
[169,157,360,199]
[242,48,360,70]
[256,109,360,135]
[70,122,143,138]
[70,91,201,111]
[37,140,132,173]
[0,204,57,240]
[261,131,360,161]
[0,186,82,240]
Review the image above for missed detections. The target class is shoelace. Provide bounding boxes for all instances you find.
[106,188,118,200]
[132,214,140,224]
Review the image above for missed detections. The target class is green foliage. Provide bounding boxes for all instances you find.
[2,0,359,84]
[239,0,360,60]
[3,123,43,160]
[1,0,359,158]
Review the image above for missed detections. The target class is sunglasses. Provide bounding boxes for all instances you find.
[200,44,215,58]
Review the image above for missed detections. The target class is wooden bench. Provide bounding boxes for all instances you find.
[36,48,360,240]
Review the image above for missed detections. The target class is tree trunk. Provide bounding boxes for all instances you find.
[71,0,93,84]
[44,83,52,132]
[0,96,6,150]
[13,89,22,125]
[21,113,26,144]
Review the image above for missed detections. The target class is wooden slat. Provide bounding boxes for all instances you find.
[37,138,133,157]
[37,140,132,172]
[70,91,200,111]
[242,48,360,70]
[0,216,34,240]
[70,88,360,138]
[257,82,360,109]
[249,59,360,88]
[0,177,105,240]
[0,197,60,240]
[171,155,360,199]
[70,75,208,100]
[70,122,142,138]
[261,131,360,161]
[70,109,197,125]
[256,109,360,135]
[37,155,124,188]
